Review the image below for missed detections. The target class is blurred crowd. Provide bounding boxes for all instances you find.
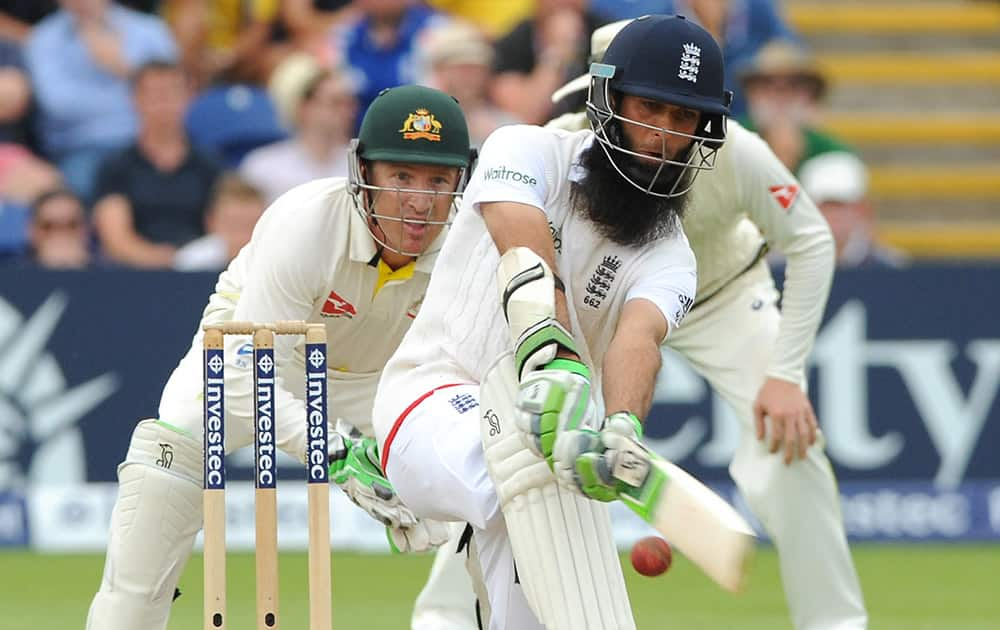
[0,0,900,272]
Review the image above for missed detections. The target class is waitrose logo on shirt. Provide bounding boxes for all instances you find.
[483,165,538,187]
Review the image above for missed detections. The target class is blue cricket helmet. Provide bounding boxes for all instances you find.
[601,14,731,115]
[586,14,733,197]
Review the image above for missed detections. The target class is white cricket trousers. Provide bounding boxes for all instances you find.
[384,384,544,630]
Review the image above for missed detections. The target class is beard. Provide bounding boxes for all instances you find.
[570,136,692,247]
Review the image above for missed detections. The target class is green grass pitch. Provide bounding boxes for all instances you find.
[4,545,999,629]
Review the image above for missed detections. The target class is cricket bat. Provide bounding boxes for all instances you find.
[612,438,755,592]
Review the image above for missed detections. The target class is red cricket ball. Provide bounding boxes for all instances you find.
[630,536,673,577]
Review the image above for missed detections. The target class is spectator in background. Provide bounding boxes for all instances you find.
[0,38,33,148]
[324,0,447,131]
[118,0,162,14]
[0,36,61,211]
[274,0,356,57]
[738,39,854,174]
[0,38,62,256]
[490,0,602,124]
[240,56,357,202]
[165,0,282,87]
[0,2,58,43]
[0,145,62,211]
[174,174,266,270]
[24,0,177,202]
[424,0,534,38]
[92,61,221,269]
[23,187,91,268]
[673,0,800,117]
[799,151,908,269]
[421,20,520,146]
[0,150,62,261]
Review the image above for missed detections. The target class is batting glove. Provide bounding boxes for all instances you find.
[552,411,645,501]
[514,357,600,467]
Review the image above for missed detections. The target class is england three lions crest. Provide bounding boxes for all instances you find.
[678,43,701,83]
[400,108,443,141]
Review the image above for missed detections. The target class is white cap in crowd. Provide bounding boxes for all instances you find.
[421,21,494,68]
[798,151,869,205]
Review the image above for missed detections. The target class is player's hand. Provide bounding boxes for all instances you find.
[753,377,818,465]
[514,358,600,466]
[329,431,410,527]
[552,411,645,501]
[512,317,580,380]
[328,429,448,552]
[386,518,451,554]
[328,429,415,525]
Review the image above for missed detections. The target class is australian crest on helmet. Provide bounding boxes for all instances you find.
[400,108,443,141]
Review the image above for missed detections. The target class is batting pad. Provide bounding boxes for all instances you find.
[480,353,636,630]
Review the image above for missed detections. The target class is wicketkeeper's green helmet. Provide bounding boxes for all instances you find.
[356,84,472,167]
[348,85,475,257]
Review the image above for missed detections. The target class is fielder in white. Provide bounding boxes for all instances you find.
[85,85,475,630]
[374,16,734,630]
[414,18,868,630]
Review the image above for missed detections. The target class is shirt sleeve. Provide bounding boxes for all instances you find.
[465,124,552,216]
[734,128,835,385]
[626,231,698,337]
[93,150,128,201]
[0,40,25,69]
[222,188,334,462]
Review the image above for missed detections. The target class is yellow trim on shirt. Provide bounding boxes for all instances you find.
[374,259,415,298]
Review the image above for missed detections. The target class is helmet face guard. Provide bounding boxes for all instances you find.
[583,15,733,198]
[586,63,729,198]
[348,139,475,257]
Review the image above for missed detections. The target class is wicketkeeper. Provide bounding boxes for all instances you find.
[86,85,476,630]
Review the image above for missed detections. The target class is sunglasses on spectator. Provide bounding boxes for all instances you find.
[38,218,84,232]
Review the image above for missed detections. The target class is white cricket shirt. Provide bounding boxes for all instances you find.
[374,125,697,446]
[192,177,441,435]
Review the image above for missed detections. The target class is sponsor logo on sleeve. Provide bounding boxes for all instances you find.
[673,293,694,325]
[549,221,562,253]
[235,342,253,369]
[483,165,538,187]
[406,295,424,319]
[769,184,800,211]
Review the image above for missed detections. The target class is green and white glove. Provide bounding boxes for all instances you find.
[327,424,448,552]
[514,357,600,467]
[552,411,645,501]
[512,317,579,380]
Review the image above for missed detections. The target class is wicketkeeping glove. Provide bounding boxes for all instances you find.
[327,423,448,552]
[514,357,600,467]
[552,411,645,501]
[386,518,451,554]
